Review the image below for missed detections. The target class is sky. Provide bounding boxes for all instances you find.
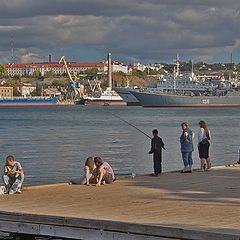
[1,0,240,64]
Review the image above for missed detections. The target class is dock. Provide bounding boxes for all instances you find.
[0,165,239,239]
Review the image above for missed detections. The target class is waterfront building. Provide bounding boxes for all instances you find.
[0,87,13,98]
[44,87,62,97]
[133,62,164,72]
[2,61,128,77]
[133,62,147,71]
[16,83,36,97]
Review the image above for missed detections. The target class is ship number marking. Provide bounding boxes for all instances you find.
[202,99,210,104]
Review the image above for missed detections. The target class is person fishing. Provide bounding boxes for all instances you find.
[112,114,166,176]
[148,129,165,176]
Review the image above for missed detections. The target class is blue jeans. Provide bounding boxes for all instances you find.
[181,152,193,167]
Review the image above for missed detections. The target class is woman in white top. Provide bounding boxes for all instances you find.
[69,157,96,185]
[198,120,211,171]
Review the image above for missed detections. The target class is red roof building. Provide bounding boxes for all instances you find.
[2,61,128,76]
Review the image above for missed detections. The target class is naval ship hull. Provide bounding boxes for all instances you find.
[131,91,240,107]
[113,88,141,106]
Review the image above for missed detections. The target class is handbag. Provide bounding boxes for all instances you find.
[200,138,209,145]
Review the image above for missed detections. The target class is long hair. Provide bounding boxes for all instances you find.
[181,122,189,129]
[94,156,103,166]
[85,157,95,174]
[199,120,210,140]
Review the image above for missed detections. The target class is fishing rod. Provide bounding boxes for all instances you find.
[111,113,151,139]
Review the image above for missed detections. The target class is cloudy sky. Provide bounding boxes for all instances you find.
[1,0,240,64]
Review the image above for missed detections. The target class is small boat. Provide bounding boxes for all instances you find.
[76,88,125,106]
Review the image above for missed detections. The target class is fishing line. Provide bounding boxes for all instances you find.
[111,113,151,139]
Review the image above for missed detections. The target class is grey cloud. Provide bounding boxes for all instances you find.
[0,0,160,18]
[1,0,240,63]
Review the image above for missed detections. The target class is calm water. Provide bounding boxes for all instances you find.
[0,105,239,186]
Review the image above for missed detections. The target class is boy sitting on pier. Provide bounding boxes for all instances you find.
[2,155,24,194]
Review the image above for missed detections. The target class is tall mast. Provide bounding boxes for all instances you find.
[11,36,14,64]
[191,60,194,78]
[173,54,179,93]
[229,52,233,81]
[108,52,112,90]
[173,64,176,93]
[176,53,180,77]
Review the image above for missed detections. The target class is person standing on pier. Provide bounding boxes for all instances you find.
[180,122,195,173]
[2,155,24,194]
[198,120,211,171]
[148,129,165,176]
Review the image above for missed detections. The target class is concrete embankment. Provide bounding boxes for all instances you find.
[0,165,239,239]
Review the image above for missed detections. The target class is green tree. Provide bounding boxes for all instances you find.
[31,84,43,96]
[0,65,6,77]
[132,70,147,79]
[3,80,21,96]
[158,68,167,75]
[114,71,126,76]
[33,70,41,77]
[144,68,158,75]
[45,71,55,78]
[12,74,21,80]
[84,67,99,75]
[52,79,68,87]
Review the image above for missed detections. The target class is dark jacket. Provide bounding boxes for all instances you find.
[149,136,165,154]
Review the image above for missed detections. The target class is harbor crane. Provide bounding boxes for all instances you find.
[87,78,103,97]
[59,56,81,101]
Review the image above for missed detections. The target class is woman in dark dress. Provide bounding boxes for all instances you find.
[198,120,211,171]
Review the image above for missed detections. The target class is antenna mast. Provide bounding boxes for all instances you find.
[11,37,15,63]
[108,53,112,90]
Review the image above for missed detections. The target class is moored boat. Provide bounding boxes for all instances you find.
[113,87,141,106]
[76,87,125,106]
[0,97,58,106]
[76,53,125,106]
[131,54,240,108]
[131,90,240,107]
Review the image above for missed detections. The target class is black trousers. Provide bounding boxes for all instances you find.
[153,153,162,175]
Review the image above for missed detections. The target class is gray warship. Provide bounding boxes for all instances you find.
[131,88,240,107]
[130,56,240,107]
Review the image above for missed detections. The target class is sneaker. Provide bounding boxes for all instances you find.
[0,186,6,195]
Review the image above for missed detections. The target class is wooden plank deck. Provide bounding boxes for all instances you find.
[0,165,239,239]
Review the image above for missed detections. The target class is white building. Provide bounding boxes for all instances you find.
[133,62,147,72]
[17,83,36,97]
[3,61,129,77]
[133,62,164,72]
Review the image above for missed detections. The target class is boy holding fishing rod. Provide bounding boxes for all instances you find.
[149,129,165,176]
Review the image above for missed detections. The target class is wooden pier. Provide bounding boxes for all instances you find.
[0,165,239,239]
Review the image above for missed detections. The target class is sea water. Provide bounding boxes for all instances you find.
[0,105,239,186]
[0,105,239,239]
